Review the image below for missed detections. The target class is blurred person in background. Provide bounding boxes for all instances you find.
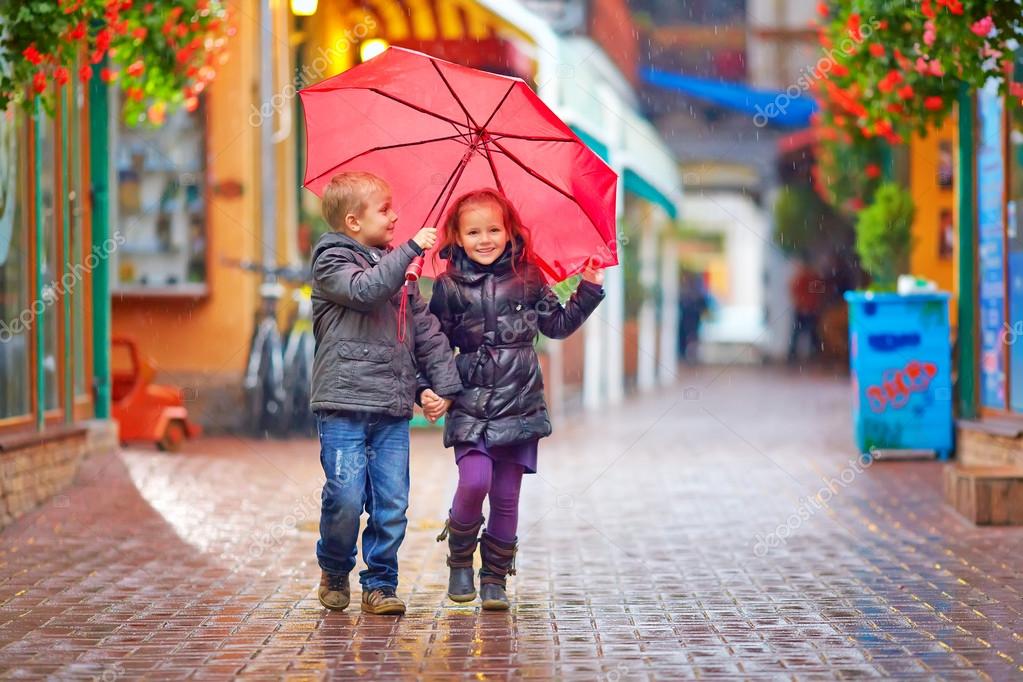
[787,254,825,364]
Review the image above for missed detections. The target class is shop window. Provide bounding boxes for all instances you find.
[113,96,208,295]
[38,107,60,412]
[1007,65,1023,413]
[0,107,30,420]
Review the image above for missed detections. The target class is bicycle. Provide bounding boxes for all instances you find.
[225,259,311,437]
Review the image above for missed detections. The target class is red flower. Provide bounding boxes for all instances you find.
[886,103,904,114]
[127,60,144,77]
[127,87,144,102]
[54,67,70,86]
[61,0,83,14]
[32,71,47,94]
[971,16,994,37]
[67,22,87,41]
[100,68,116,82]
[865,164,881,179]
[878,71,902,94]
[96,28,112,53]
[91,49,105,64]
[869,44,885,58]
[921,0,935,19]
[942,0,964,14]
[924,96,944,111]
[831,63,849,77]
[816,2,828,17]
[133,27,147,41]
[878,20,888,30]
[847,13,862,42]
[898,85,914,99]
[78,64,93,83]
[22,44,43,66]
[144,3,153,12]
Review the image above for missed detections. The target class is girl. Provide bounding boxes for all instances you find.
[426,189,605,610]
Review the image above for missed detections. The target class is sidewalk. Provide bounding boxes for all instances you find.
[1,367,1021,679]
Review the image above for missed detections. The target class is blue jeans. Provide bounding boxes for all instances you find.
[316,411,410,590]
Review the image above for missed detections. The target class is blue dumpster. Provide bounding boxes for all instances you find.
[844,291,953,459]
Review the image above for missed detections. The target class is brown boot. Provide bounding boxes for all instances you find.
[436,513,484,603]
[479,531,517,611]
[318,570,350,611]
[361,586,406,615]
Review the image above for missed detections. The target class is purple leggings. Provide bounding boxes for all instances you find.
[450,454,524,542]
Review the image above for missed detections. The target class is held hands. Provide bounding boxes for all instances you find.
[421,388,452,423]
[582,266,605,286]
[413,227,438,251]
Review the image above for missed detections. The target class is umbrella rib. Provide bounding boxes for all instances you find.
[480,140,505,196]
[480,82,516,130]
[489,138,577,203]
[304,134,468,189]
[366,88,471,130]
[430,60,480,129]
[488,133,577,143]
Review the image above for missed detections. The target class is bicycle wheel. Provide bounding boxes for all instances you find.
[258,326,288,437]
[284,330,316,436]
[243,321,272,435]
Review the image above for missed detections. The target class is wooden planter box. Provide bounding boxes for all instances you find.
[943,465,1023,525]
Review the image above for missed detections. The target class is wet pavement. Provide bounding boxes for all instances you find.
[1,366,1022,680]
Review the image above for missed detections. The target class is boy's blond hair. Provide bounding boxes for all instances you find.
[321,171,390,231]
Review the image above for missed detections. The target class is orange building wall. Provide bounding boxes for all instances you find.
[908,117,957,322]
[112,2,259,375]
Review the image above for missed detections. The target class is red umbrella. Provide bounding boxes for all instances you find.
[299,47,618,283]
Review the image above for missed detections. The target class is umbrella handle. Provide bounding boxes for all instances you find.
[405,255,425,282]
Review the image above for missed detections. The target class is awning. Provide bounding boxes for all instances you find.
[643,67,818,129]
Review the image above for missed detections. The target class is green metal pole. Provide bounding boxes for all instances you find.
[956,82,977,420]
[61,86,73,421]
[89,62,112,419]
[34,97,45,430]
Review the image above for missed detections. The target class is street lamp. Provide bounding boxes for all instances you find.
[360,39,389,63]
[290,0,317,16]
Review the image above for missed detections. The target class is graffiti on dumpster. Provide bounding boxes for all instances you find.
[865,360,938,413]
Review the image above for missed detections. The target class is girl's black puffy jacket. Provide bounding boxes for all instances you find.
[428,243,605,448]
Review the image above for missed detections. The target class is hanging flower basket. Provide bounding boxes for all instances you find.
[0,0,234,127]
[811,0,1023,209]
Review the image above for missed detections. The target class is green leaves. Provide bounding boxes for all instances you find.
[855,182,915,291]
[0,0,231,127]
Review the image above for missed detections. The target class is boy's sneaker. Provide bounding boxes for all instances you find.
[361,586,406,615]
[318,570,351,611]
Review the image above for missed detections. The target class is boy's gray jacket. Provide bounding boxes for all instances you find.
[309,232,462,418]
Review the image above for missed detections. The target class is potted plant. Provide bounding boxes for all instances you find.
[854,182,915,291]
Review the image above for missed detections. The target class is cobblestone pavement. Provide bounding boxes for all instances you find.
[1,367,1022,680]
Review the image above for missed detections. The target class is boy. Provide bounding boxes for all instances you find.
[310,171,461,615]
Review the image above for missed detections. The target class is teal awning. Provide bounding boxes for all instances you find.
[570,125,609,162]
[624,168,678,219]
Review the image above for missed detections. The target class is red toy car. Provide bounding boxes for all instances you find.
[111,336,201,451]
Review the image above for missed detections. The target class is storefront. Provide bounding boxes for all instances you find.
[956,63,1023,471]
[0,71,117,528]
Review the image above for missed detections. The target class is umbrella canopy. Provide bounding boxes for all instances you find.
[299,47,618,282]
